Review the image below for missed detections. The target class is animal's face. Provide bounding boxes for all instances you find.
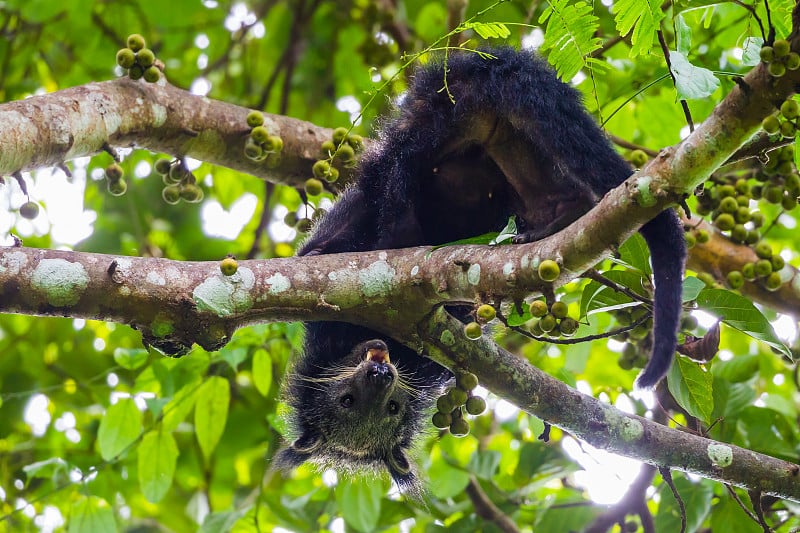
[276,340,428,491]
[311,342,413,455]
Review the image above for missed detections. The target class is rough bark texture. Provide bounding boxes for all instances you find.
[0,76,356,187]
[419,309,800,504]
[685,217,800,315]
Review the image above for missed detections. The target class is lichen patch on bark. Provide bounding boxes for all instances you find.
[30,258,89,307]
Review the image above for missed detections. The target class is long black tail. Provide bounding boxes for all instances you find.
[635,209,686,388]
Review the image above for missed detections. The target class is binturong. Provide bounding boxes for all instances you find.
[274,48,686,492]
[274,324,451,495]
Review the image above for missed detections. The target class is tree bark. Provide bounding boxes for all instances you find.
[0,77,356,188]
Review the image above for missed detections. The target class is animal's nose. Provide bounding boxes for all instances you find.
[366,362,393,387]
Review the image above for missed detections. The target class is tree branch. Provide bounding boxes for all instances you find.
[417,308,800,503]
[684,216,800,316]
[465,476,520,533]
[0,77,355,187]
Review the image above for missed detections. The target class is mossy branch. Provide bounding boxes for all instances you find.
[0,77,355,187]
[417,308,800,503]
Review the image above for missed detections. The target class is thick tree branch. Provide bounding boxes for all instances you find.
[2,124,799,350]
[417,308,800,503]
[0,77,355,187]
[684,216,800,316]
[0,135,697,354]
[0,220,609,353]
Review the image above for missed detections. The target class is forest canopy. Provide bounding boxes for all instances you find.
[0,1,799,532]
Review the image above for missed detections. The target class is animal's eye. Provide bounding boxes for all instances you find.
[387,400,400,414]
[340,394,354,408]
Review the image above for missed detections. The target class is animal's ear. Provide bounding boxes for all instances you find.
[386,445,415,486]
[273,431,323,469]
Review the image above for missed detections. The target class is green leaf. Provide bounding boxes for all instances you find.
[68,496,118,533]
[462,21,511,39]
[433,231,499,250]
[194,376,230,461]
[20,0,68,23]
[696,288,790,357]
[98,398,143,461]
[741,37,764,67]
[144,397,170,419]
[375,500,416,531]
[712,353,759,383]
[219,345,248,371]
[675,15,691,55]
[22,457,69,481]
[429,454,470,499]
[579,270,646,318]
[711,378,759,423]
[739,407,798,459]
[490,216,518,245]
[252,348,273,397]
[138,429,179,503]
[467,450,502,480]
[537,498,596,532]
[335,477,384,533]
[720,382,757,418]
[210,169,248,210]
[710,492,763,533]
[161,379,202,432]
[539,0,602,80]
[669,51,720,100]
[266,338,293,365]
[796,135,800,171]
[113,347,149,370]
[513,442,569,483]
[612,0,665,56]
[681,276,706,302]
[618,233,651,276]
[554,367,577,387]
[200,511,245,533]
[667,355,714,423]
[415,2,447,43]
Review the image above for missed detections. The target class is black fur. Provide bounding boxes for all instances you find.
[276,48,686,488]
[274,323,450,493]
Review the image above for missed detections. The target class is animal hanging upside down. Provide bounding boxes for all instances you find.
[274,47,686,492]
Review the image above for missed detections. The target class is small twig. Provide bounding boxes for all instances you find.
[538,421,551,442]
[724,485,760,524]
[101,142,120,162]
[659,467,687,533]
[657,29,695,132]
[246,181,275,259]
[11,171,28,197]
[500,310,651,346]
[748,489,774,533]
[585,464,657,533]
[609,135,659,157]
[465,476,520,533]
[760,209,784,239]
[446,0,469,48]
[583,269,653,305]
[731,0,767,41]
[57,162,72,179]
